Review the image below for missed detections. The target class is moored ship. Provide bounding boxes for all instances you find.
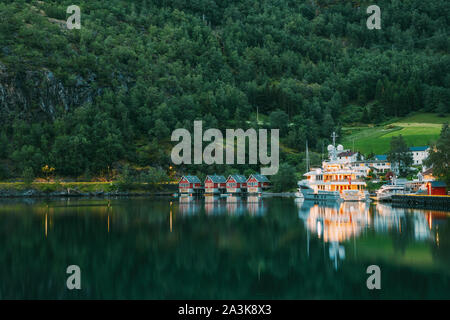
[296,133,370,202]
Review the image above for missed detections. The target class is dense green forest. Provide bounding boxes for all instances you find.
[0,0,448,180]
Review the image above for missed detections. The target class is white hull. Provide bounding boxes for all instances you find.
[375,185,407,202]
[341,190,370,202]
[296,187,369,202]
[376,193,393,201]
[296,188,342,202]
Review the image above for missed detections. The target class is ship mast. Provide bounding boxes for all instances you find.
[306,140,310,173]
[330,132,339,161]
[331,131,338,148]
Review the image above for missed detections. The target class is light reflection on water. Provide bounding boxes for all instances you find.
[0,197,449,299]
[179,195,268,216]
[294,199,444,271]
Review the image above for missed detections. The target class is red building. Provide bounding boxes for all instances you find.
[246,174,270,194]
[178,176,203,195]
[426,181,447,196]
[226,175,247,194]
[204,175,227,194]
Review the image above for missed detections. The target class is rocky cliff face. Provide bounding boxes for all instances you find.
[0,62,97,123]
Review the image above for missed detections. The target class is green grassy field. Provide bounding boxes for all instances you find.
[341,113,449,155]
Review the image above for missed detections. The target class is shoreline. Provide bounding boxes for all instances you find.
[0,190,297,199]
[0,189,176,199]
[0,184,297,199]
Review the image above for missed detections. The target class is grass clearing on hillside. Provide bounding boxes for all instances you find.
[341,113,449,155]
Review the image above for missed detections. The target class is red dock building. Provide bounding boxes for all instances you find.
[226,175,247,194]
[178,176,203,195]
[426,181,447,196]
[204,175,227,194]
[246,174,270,194]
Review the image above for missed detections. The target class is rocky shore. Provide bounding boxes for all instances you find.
[0,188,295,199]
[0,188,174,198]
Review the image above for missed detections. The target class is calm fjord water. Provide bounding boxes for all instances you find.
[0,197,449,299]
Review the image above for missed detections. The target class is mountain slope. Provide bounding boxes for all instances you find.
[0,0,448,177]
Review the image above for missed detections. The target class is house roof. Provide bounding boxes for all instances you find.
[423,167,433,175]
[409,146,429,152]
[180,175,201,183]
[227,174,247,183]
[430,181,446,187]
[249,174,270,182]
[337,151,356,157]
[205,175,227,183]
[375,155,387,161]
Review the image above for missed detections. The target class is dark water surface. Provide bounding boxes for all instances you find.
[0,196,449,299]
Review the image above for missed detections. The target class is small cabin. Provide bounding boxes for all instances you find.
[426,181,447,196]
[246,174,270,194]
[178,176,203,195]
[226,175,247,194]
[204,175,227,194]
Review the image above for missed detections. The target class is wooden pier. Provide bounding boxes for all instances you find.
[391,194,450,211]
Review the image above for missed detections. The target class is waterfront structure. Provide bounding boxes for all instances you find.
[392,194,450,210]
[179,176,203,195]
[225,174,247,194]
[247,174,270,194]
[426,181,447,196]
[297,133,369,202]
[204,175,227,194]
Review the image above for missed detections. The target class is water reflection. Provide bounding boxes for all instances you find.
[296,200,370,243]
[296,200,443,243]
[226,196,245,215]
[204,195,227,215]
[0,197,449,299]
[177,195,267,216]
[178,195,200,215]
[296,199,448,270]
[296,200,370,269]
[247,196,267,216]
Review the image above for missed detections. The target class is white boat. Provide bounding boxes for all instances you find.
[342,189,370,202]
[296,181,342,202]
[295,133,370,202]
[375,184,406,201]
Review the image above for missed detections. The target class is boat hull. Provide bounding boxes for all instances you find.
[341,190,370,202]
[296,188,342,202]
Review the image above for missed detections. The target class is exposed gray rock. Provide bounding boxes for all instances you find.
[23,189,39,197]
[0,62,97,123]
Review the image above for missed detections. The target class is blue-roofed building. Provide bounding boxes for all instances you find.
[375,155,387,161]
[179,175,203,194]
[226,174,247,194]
[408,146,430,166]
[409,146,429,152]
[204,175,227,194]
[353,155,391,174]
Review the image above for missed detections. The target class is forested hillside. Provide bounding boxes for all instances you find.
[0,0,448,179]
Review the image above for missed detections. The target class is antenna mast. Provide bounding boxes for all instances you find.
[306,140,310,172]
[331,132,338,148]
